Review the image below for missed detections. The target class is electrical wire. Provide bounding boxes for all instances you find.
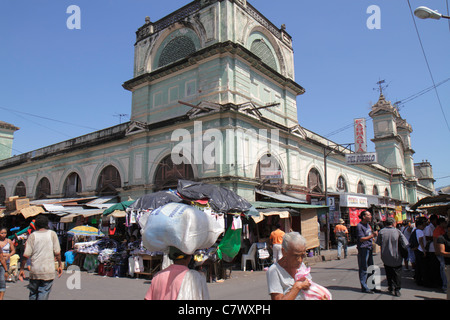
[407,0,450,134]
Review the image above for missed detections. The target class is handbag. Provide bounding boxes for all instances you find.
[397,230,408,259]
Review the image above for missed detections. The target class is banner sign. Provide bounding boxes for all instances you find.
[345,152,378,165]
[354,118,367,153]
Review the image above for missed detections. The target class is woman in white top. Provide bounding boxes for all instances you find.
[266,232,311,300]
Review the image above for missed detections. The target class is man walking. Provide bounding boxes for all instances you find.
[334,219,349,260]
[356,210,377,293]
[376,217,409,297]
[270,224,285,263]
[19,214,63,300]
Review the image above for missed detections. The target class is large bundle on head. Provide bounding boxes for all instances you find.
[142,202,224,255]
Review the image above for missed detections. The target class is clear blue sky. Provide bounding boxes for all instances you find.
[1,0,449,189]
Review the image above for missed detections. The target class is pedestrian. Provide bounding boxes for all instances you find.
[0,244,8,300]
[0,227,16,282]
[144,246,209,300]
[270,223,285,263]
[356,210,378,293]
[18,215,63,300]
[334,219,349,260]
[423,214,442,287]
[266,232,311,300]
[376,217,409,297]
[435,218,449,293]
[413,217,427,286]
[401,220,414,270]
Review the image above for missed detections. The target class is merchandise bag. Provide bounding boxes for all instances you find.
[217,226,241,262]
[295,264,332,300]
[142,203,223,254]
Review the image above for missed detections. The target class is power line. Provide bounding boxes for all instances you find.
[0,106,99,131]
[407,0,450,134]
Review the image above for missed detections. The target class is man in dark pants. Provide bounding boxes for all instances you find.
[376,217,409,297]
[356,210,378,293]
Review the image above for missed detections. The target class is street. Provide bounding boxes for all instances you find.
[3,249,446,301]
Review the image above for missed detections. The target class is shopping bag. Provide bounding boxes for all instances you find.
[295,264,332,300]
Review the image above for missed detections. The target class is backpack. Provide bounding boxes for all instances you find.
[409,229,419,250]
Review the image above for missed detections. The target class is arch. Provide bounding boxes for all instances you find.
[63,172,82,198]
[96,165,122,196]
[307,168,323,194]
[245,28,284,74]
[0,185,6,205]
[384,188,390,197]
[372,185,379,196]
[151,27,202,71]
[153,154,195,191]
[357,180,366,194]
[35,177,51,200]
[336,175,348,192]
[14,181,26,197]
[255,153,284,185]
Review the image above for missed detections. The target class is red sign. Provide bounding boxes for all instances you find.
[354,118,367,153]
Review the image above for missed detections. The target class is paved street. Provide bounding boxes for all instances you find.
[3,250,446,301]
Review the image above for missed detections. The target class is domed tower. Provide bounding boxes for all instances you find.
[122,0,304,128]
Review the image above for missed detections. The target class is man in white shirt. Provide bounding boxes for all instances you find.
[423,214,441,287]
[19,215,62,300]
[414,217,427,286]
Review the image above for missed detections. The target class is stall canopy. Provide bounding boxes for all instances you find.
[250,201,328,223]
[255,190,308,203]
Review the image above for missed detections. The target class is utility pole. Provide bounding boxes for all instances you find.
[323,142,354,250]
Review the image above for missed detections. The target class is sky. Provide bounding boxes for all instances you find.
[0,0,449,189]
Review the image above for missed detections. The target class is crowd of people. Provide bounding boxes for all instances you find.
[1,210,449,300]
[356,211,450,297]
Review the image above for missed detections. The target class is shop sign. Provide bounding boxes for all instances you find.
[346,195,368,208]
[345,152,378,165]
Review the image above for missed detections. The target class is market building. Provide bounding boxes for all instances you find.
[0,0,436,254]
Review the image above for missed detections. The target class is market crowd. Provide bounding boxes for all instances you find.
[354,210,449,297]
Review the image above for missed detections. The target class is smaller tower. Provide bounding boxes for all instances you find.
[0,121,19,160]
[414,160,435,192]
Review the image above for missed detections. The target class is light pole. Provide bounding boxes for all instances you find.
[414,6,450,20]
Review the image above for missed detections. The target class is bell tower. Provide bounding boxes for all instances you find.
[122,0,304,128]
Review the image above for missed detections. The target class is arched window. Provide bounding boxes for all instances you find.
[307,168,323,193]
[256,154,283,185]
[14,181,26,197]
[0,185,6,205]
[158,36,196,68]
[372,185,379,196]
[63,173,82,198]
[336,176,348,192]
[250,39,278,71]
[97,166,121,196]
[357,181,366,194]
[154,155,194,191]
[384,188,390,197]
[35,177,51,199]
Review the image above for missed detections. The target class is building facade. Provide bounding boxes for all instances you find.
[0,0,435,223]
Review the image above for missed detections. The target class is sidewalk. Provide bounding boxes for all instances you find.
[305,245,358,265]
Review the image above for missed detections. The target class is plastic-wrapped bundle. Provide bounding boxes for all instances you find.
[295,264,332,300]
[142,203,224,255]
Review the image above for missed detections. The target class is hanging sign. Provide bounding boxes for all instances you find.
[354,118,367,153]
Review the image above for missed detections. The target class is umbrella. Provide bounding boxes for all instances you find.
[67,225,104,237]
[102,200,135,216]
